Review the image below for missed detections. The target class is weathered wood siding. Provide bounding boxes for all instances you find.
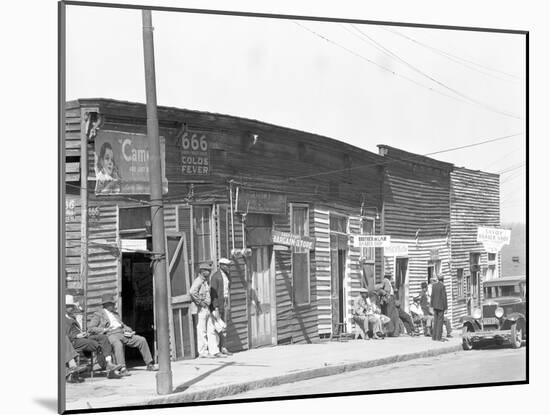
[273,210,319,344]
[450,168,500,326]
[344,216,363,328]
[382,238,452,322]
[65,195,82,291]
[313,209,331,335]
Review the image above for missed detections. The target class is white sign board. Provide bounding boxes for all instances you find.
[272,230,315,250]
[477,227,511,253]
[384,243,409,257]
[351,235,391,248]
[121,239,147,252]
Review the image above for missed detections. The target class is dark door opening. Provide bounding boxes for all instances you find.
[121,249,155,366]
[331,246,347,327]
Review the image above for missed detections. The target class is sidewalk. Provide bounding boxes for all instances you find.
[65,336,462,411]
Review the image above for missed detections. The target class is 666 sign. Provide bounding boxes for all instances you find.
[180,132,210,176]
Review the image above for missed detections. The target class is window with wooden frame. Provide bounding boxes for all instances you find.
[291,204,310,306]
[361,217,375,262]
[457,268,465,300]
[178,205,215,278]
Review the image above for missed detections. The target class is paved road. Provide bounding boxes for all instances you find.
[225,347,526,399]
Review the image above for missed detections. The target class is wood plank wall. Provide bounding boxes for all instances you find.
[273,211,320,344]
[450,168,500,326]
[344,216,363,328]
[313,209,331,335]
[382,237,452,322]
[65,195,82,291]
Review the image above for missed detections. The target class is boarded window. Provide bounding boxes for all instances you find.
[291,204,310,306]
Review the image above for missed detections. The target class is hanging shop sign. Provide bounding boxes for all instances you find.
[121,239,148,253]
[179,131,211,177]
[94,130,168,195]
[477,227,511,253]
[271,230,315,250]
[384,243,409,257]
[235,188,287,215]
[351,234,391,248]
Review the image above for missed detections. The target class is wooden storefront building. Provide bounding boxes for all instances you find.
[63,99,502,359]
[64,98,386,360]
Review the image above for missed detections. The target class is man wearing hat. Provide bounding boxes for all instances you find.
[353,287,382,340]
[88,293,157,375]
[190,260,225,358]
[65,295,122,379]
[210,258,233,355]
[430,274,448,341]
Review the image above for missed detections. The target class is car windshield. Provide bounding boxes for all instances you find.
[484,284,523,298]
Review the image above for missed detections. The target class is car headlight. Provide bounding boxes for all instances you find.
[495,307,504,318]
[472,308,482,319]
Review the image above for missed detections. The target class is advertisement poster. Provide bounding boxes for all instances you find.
[94,130,168,195]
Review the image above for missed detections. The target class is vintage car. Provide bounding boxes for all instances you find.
[461,275,526,350]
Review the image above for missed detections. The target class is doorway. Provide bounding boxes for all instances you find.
[395,257,409,311]
[121,250,155,366]
[249,246,274,348]
[331,248,346,327]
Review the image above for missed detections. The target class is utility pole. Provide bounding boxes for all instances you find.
[142,9,173,395]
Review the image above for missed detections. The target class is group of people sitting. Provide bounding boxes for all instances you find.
[64,293,157,383]
[353,273,452,340]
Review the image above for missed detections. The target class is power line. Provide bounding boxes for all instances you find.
[348,24,522,120]
[382,27,524,81]
[497,162,526,175]
[483,145,524,170]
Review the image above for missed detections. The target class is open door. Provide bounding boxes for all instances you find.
[165,231,196,360]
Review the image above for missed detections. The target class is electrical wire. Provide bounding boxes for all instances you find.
[348,24,522,120]
[497,162,526,175]
[382,27,524,81]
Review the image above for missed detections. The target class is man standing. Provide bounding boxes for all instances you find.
[88,294,157,375]
[190,260,225,358]
[65,295,122,379]
[419,282,433,336]
[430,275,448,342]
[210,258,233,355]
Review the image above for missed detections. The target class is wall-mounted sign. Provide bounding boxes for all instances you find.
[477,227,511,253]
[65,197,78,222]
[272,230,315,250]
[94,130,168,195]
[384,243,409,257]
[351,235,391,248]
[88,206,100,223]
[235,188,287,215]
[179,131,210,176]
[121,239,148,253]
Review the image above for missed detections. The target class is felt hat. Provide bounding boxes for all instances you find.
[218,258,232,265]
[199,260,213,270]
[413,295,421,303]
[358,287,368,294]
[101,293,116,305]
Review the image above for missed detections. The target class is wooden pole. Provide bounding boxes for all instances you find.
[80,111,88,329]
[142,9,173,395]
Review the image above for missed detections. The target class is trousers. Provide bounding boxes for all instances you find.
[107,332,153,367]
[433,309,445,340]
[72,334,114,367]
[353,314,382,337]
[197,306,219,356]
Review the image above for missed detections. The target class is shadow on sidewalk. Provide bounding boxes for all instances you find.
[173,361,272,393]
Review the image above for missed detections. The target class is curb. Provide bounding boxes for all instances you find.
[141,344,462,405]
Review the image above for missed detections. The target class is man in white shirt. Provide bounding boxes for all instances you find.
[210,258,233,355]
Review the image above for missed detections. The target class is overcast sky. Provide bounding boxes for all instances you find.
[65,4,526,223]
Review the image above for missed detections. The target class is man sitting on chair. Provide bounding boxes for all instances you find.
[65,295,122,379]
[88,293,157,376]
[353,288,382,340]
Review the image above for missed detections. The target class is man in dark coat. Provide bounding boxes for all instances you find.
[65,295,122,379]
[210,258,233,355]
[430,275,448,341]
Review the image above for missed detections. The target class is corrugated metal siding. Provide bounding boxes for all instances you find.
[450,168,500,326]
[313,209,331,335]
[273,212,319,344]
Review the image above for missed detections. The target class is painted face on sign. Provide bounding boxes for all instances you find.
[102,147,114,176]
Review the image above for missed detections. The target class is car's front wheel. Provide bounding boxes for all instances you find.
[462,325,473,351]
[510,322,523,349]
